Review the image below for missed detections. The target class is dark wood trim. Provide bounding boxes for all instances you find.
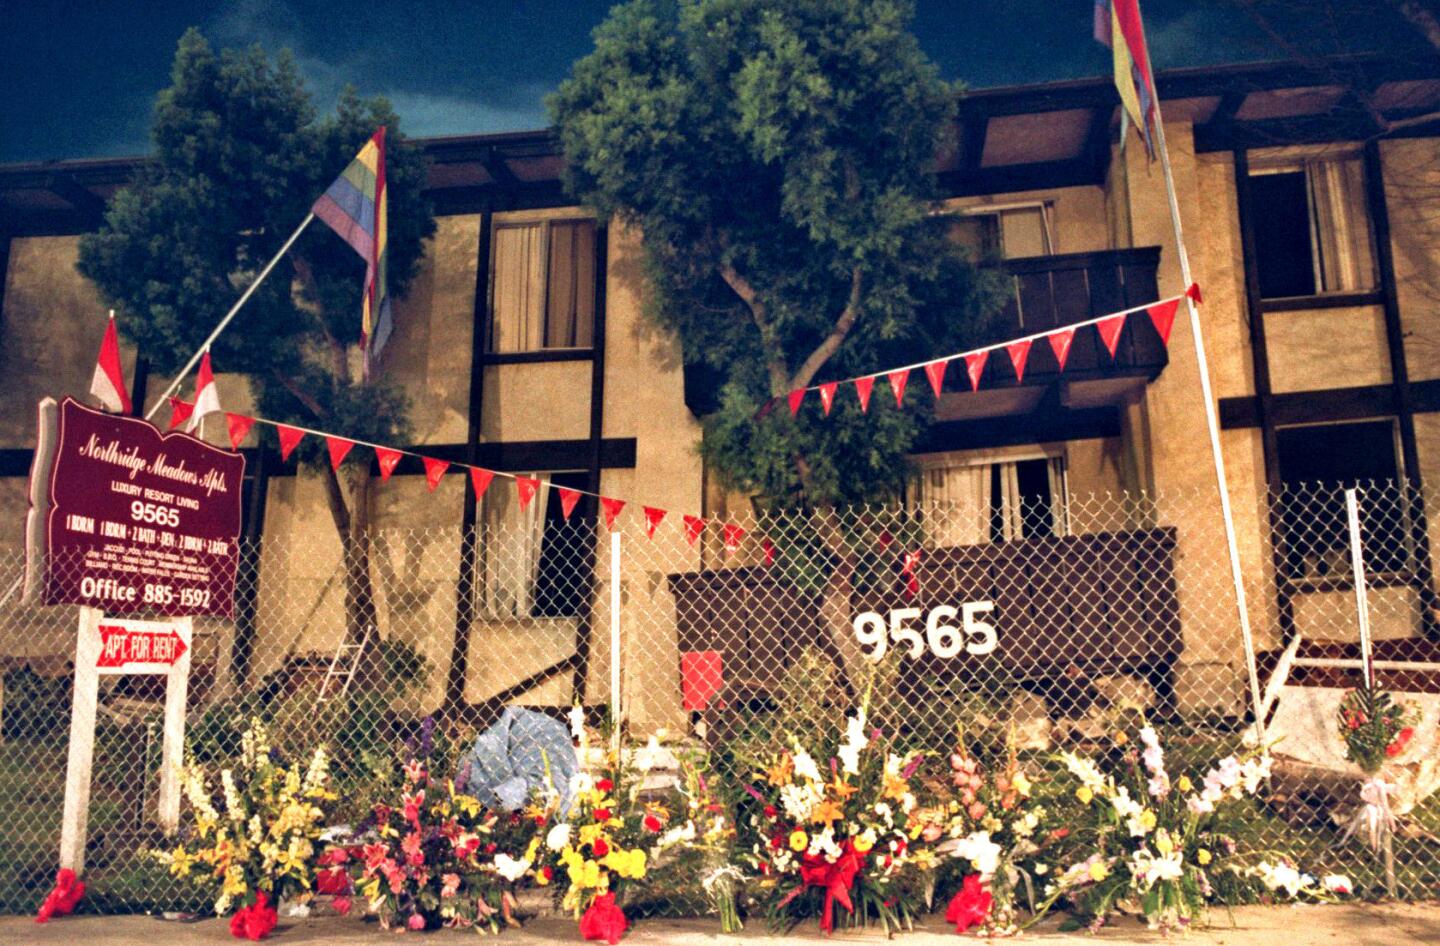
[481,348,594,365]
[1219,384,1399,429]
[230,446,269,687]
[479,147,520,187]
[1363,140,1439,632]
[1195,110,1440,153]
[444,207,495,715]
[127,356,149,418]
[572,224,609,704]
[937,158,1106,198]
[1083,106,1113,179]
[1259,290,1385,312]
[914,402,1122,454]
[999,245,1160,275]
[43,171,106,227]
[960,115,988,173]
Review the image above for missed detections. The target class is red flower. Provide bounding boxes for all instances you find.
[594,808,612,822]
[1386,726,1416,758]
[945,875,993,934]
[229,891,278,941]
[593,838,610,858]
[579,892,628,944]
[596,778,614,793]
[331,896,352,916]
[642,814,663,833]
[34,868,84,923]
[1050,828,1071,841]
[542,865,555,882]
[763,805,778,819]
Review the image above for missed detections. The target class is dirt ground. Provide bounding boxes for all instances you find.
[2,903,1438,946]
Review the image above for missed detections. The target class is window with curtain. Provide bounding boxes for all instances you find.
[476,471,591,620]
[911,455,1068,546]
[941,204,1054,260]
[1250,157,1376,299]
[488,219,597,353]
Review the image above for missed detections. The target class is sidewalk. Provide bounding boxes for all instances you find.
[3,904,1438,946]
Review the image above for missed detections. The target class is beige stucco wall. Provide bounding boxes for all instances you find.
[1265,306,1392,394]
[1382,137,1440,383]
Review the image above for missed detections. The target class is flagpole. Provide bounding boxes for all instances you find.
[143,213,315,422]
[1137,18,1266,735]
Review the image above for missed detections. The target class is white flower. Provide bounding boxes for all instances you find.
[780,781,824,823]
[634,736,666,773]
[838,710,868,775]
[1239,755,1273,794]
[494,853,531,882]
[545,822,573,852]
[568,704,586,748]
[1322,874,1353,895]
[658,821,697,849]
[949,831,1002,879]
[1061,752,1106,793]
[808,826,842,862]
[792,747,824,785]
[873,802,894,826]
[1132,849,1184,889]
[1256,860,1304,897]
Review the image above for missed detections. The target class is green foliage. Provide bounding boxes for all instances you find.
[550,0,1001,507]
[1337,685,1415,774]
[77,28,435,456]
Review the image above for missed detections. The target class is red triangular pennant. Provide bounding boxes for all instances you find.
[762,538,776,567]
[326,436,354,472]
[375,447,403,482]
[1097,314,1126,358]
[515,476,541,511]
[787,389,805,417]
[1186,283,1203,303]
[855,376,875,413]
[224,413,254,450]
[642,506,667,539]
[964,351,988,391]
[924,360,948,399]
[1047,328,1075,371]
[723,523,745,554]
[601,497,626,529]
[887,369,909,408]
[683,514,707,546]
[558,487,582,520]
[1146,299,1179,347]
[422,456,449,492]
[276,424,305,462]
[469,467,494,502]
[818,382,838,416]
[167,396,193,431]
[1006,340,1032,383]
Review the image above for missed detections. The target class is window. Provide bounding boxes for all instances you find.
[477,470,590,619]
[911,454,1068,546]
[1275,420,1407,577]
[938,203,1054,260]
[489,219,597,353]
[1250,158,1376,299]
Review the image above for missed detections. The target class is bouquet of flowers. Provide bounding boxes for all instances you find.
[156,718,335,935]
[912,727,1059,935]
[351,758,518,932]
[673,753,742,932]
[1336,684,1416,856]
[1051,725,1280,932]
[739,706,932,935]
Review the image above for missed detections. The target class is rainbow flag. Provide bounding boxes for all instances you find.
[312,126,391,376]
[1094,0,1156,157]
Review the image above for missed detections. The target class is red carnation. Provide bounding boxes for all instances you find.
[643,814,663,833]
[1386,726,1416,758]
[594,808,612,822]
[945,875,993,934]
[593,838,610,858]
[763,805,778,819]
[596,778,614,793]
[229,891,278,941]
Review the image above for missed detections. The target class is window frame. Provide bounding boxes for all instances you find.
[930,200,1056,259]
[485,216,600,360]
[908,446,1070,543]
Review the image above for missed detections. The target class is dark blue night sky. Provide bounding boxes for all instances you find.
[0,1,1423,163]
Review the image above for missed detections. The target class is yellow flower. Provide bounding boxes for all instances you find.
[1088,860,1109,882]
[1012,772,1032,797]
[789,829,809,852]
[810,799,845,828]
[1076,786,1094,805]
[1113,731,1129,746]
[222,865,248,898]
[1176,775,1193,793]
[1155,833,1174,856]
[1197,848,1212,866]
[853,830,876,854]
[765,754,794,788]
[535,866,551,886]
[165,846,196,878]
[1139,810,1157,831]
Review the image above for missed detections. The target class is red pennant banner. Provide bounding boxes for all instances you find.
[224,413,254,450]
[277,424,305,461]
[683,514,707,546]
[1097,314,1126,358]
[924,360,948,399]
[854,376,875,413]
[326,436,354,472]
[375,447,403,482]
[515,476,541,511]
[763,538,776,567]
[887,369,909,408]
[643,506,667,539]
[787,389,805,417]
[1147,299,1179,346]
[469,467,494,502]
[601,496,626,529]
[723,523,745,554]
[167,397,193,431]
[422,456,449,492]
[557,487,582,520]
[964,351,988,391]
[818,382,838,416]
[1047,328,1075,371]
[1006,340,1032,383]
[1186,283,1203,303]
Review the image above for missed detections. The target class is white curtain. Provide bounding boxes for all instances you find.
[1307,158,1375,293]
[490,224,547,353]
[913,464,991,546]
[479,474,550,618]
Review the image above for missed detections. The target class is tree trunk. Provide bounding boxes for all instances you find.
[320,460,380,673]
[815,504,865,699]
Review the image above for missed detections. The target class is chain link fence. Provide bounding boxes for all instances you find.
[1,478,1438,913]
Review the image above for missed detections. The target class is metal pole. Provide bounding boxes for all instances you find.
[1141,28,1266,736]
[143,213,316,421]
[1345,488,1375,689]
[609,530,622,754]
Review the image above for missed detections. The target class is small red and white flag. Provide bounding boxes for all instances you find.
[89,313,131,414]
[185,351,222,434]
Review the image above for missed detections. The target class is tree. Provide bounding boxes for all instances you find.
[549,0,998,511]
[78,29,436,682]
[550,0,1000,687]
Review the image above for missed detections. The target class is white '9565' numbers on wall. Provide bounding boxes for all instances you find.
[852,602,997,661]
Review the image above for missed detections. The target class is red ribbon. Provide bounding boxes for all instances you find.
[796,840,865,934]
[34,868,84,923]
[579,891,628,944]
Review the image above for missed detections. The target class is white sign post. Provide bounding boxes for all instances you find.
[59,608,193,873]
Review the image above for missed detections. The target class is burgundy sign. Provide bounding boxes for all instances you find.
[42,397,245,616]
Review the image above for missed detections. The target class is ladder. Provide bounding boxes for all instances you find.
[317,624,372,703]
